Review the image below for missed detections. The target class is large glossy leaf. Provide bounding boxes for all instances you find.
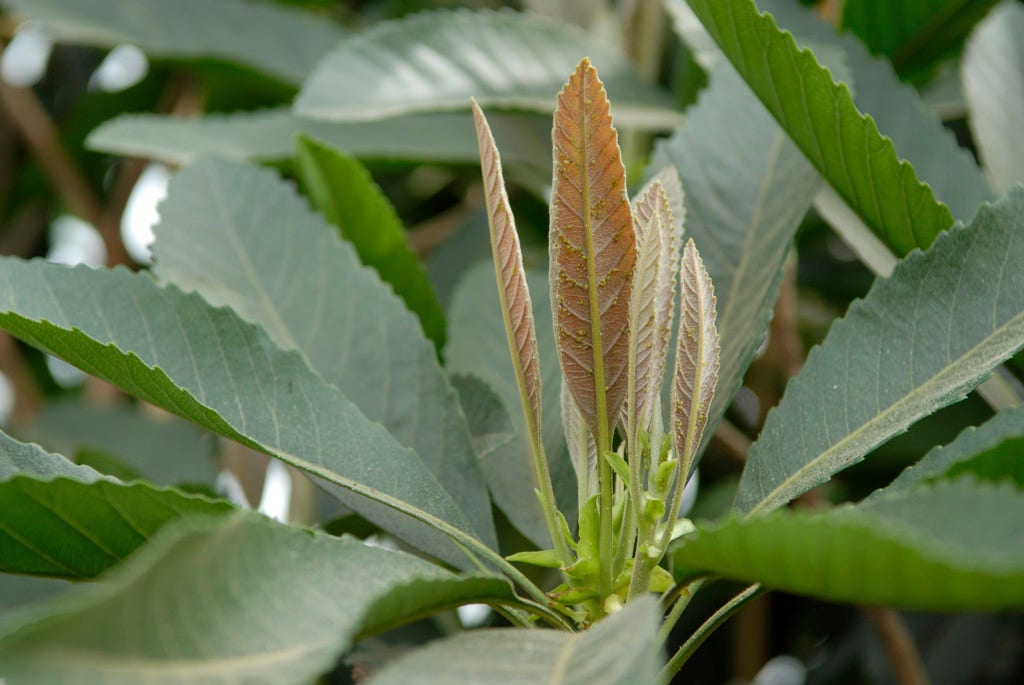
[736,187,1024,514]
[22,401,217,487]
[752,0,991,223]
[685,0,952,256]
[296,9,681,129]
[448,264,577,546]
[0,258,481,567]
[550,58,636,445]
[370,597,663,684]
[87,109,551,174]
[0,0,344,85]
[0,430,232,577]
[0,513,518,684]
[294,135,446,353]
[885,404,1024,492]
[674,479,1024,610]
[149,158,495,551]
[649,65,820,456]
[962,2,1024,195]
[842,0,999,79]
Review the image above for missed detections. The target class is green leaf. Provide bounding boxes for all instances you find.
[649,65,820,456]
[370,596,664,684]
[842,0,1000,80]
[685,0,953,255]
[0,258,482,567]
[736,187,1024,514]
[448,263,578,546]
[0,513,518,684]
[22,400,217,487]
[150,158,495,552]
[86,109,551,173]
[295,9,682,129]
[0,0,344,85]
[674,479,1024,610]
[754,0,991,223]
[962,2,1024,196]
[294,135,446,352]
[0,430,233,578]
[885,404,1024,492]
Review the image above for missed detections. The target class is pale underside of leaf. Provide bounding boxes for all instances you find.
[625,179,681,438]
[562,380,596,487]
[472,100,544,444]
[550,58,636,442]
[672,239,720,479]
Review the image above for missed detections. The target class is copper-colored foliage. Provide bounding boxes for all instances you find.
[550,58,636,439]
[672,239,720,477]
[472,99,544,435]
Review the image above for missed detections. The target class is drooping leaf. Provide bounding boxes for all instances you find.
[684,0,952,256]
[0,430,233,578]
[751,0,991,223]
[294,135,446,352]
[884,404,1024,493]
[962,2,1024,195]
[0,258,482,567]
[22,401,217,488]
[86,109,552,173]
[0,513,518,684]
[625,180,677,442]
[149,158,495,553]
[736,187,1024,514]
[674,479,1024,610]
[296,9,681,129]
[550,58,636,446]
[649,65,820,457]
[671,239,719,479]
[472,100,544,452]
[0,0,345,85]
[370,597,664,685]
[448,264,578,546]
[841,0,999,79]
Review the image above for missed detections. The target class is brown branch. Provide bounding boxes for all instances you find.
[865,607,931,685]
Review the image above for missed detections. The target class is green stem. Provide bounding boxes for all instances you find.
[660,584,765,680]
[530,434,575,567]
[657,579,705,646]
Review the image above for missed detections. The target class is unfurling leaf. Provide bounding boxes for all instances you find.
[472,99,544,448]
[550,58,636,448]
[624,177,683,442]
[562,380,596,496]
[672,239,719,480]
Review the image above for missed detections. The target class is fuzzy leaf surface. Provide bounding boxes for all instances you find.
[0,258,479,565]
[0,430,232,578]
[370,597,663,685]
[0,514,517,684]
[963,2,1024,195]
[150,158,495,552]
[296,9,681,129]
[1,0,344,85]
[737,188,1024,513]
[550,59,636,441]
[649,65,820,455]
[294,135,446,352]
[686,0,952,255]
[675,479,1024,610]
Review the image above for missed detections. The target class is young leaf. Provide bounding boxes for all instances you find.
[673,479,1024,610]
[296,9,681,129]
[685,0,953,255]
[0,430,233,578]
[0,514,518,684]
[671,239,719,480]
[625,179,679,441]
[550,58,637,447]
[369,597,663,685]
[295,135,446,352]
[737,187,1024,514]
[562,380,596,498]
